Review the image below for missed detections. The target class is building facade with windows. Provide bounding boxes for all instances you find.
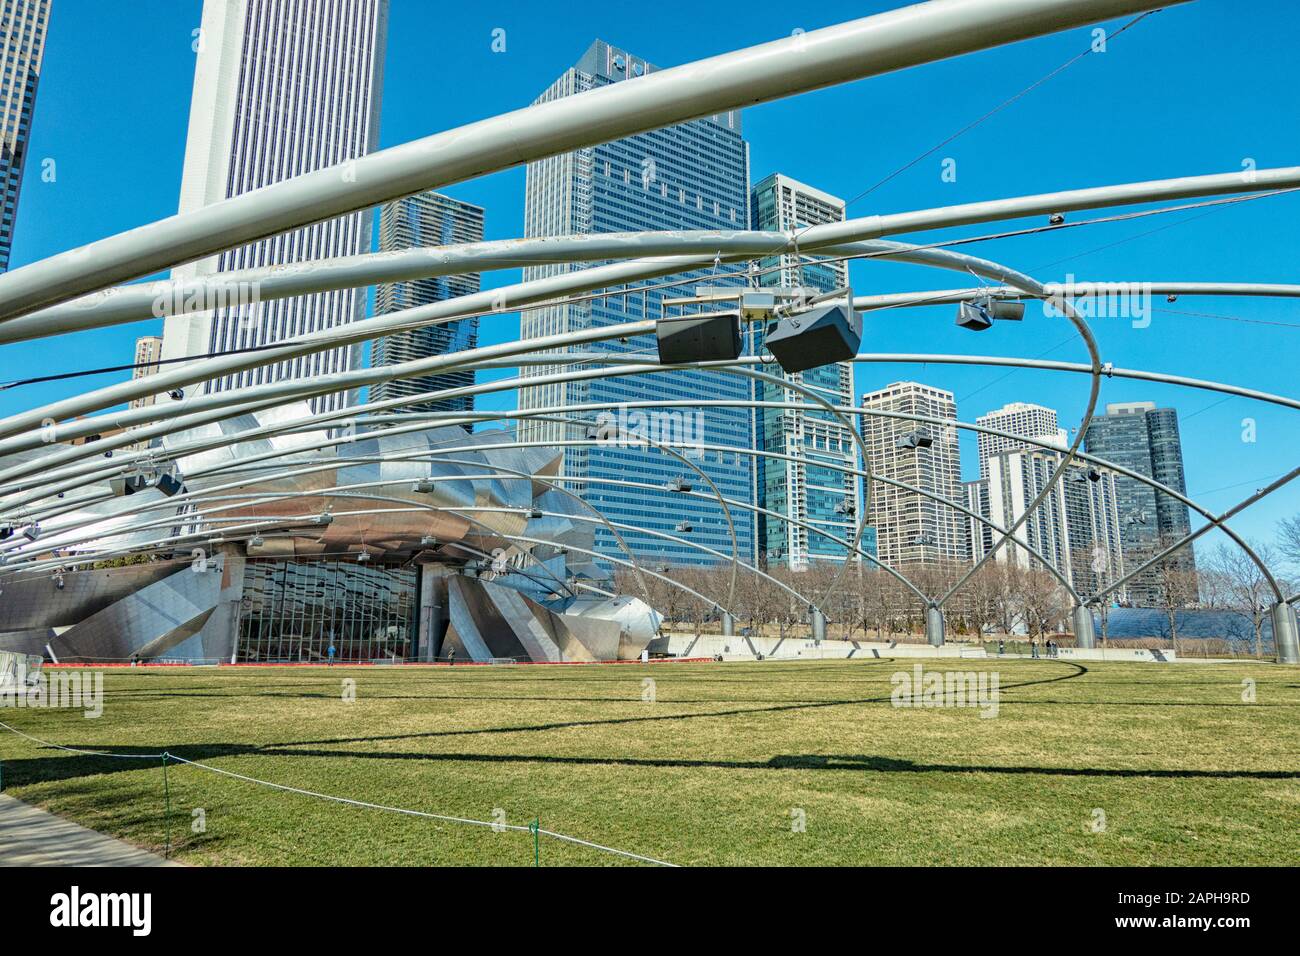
[160,0,389,415]
[859,381,965,566]
[975,401,1064,478]
[0,0,50,272]
[968,444,1125,601]
[519,40,754,567]
[1083,401,1196,605]
[370,191,484,419]
[750,173,864,569]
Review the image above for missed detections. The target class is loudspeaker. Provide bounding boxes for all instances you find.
[110,475,148,497]
[956,300,993,331]
[764,304,860,373]
[155,474,185,497]
[656,311,742,365]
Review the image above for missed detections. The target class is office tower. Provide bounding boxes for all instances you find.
[369,191,484,420]
[750,174,861,569]
[0,0,51,272]
[127,336,164,412]
[1083,401,1196,605]
[859,382,965,566]
[975,402,1063,478]
[519,41,754,567]
[971,446,1125,600]
[160,0,389,415]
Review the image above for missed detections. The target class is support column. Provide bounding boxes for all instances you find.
[1072,604,1096,650]
[721,612,735,637]
[1271,602,1299,665]
[925,605,945,647]
[419,564,452,662]
[810,608,826,643]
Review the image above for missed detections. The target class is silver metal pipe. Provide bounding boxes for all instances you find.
[0,0,1178,321]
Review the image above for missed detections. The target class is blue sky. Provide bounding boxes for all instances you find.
[9,0,1300,550]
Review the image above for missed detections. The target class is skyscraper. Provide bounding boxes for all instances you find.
[750,174,860,569]
[127,336,163,412]
[160,0,389,415]
[975,402,1063,478]
[519,40,754,567]
[0,0,51,273]
[968,444,1125,600]
[1083,401,1196,605]
[370,191,484,419]
[860,381,965,566]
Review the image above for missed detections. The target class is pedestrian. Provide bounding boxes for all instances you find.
[327,642,336,666]
[997,638,1005,656]
[1031,637,1039,659]
[447,646,456,666]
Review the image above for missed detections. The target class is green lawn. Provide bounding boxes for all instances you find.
[1,658,1297,866]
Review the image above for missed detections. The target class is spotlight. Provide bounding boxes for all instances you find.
[763,304,860,374]
[314,512,333,526]
[834,499,856,516]
[21,523,40,542]
[675,520,693,533]
[911,533,937,546]
[249,534,264,548]
[168,389,184,401]
[1049,212,1065,226]
[666,476,692,493]
[656,311,742,365]
[411,479,435,493]
[527,507,543,519]
[356,551,370,563]
[419,535,438,546]
[1166,294,1178,303]
[895,430,933,450]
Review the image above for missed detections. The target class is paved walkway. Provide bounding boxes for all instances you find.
[0,794,178,866]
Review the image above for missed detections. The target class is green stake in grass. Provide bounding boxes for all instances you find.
[530,818,539,867]
[161,752,172,860]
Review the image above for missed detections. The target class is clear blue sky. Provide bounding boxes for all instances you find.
[9,0,1300,551]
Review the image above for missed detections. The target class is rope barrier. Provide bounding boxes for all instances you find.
[0,718,677,867]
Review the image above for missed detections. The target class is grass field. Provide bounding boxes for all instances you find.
[1,658,1297,866]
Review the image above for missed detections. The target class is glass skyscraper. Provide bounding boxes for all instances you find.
[1083,400,1196,605]
[370,191,484,420]
[750,173,864,569]
[0,0,50,273]
[520,40,754,568]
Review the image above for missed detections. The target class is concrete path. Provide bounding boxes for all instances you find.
[0,794,178,866]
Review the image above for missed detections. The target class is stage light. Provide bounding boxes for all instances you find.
[675,520,693,533]
[763,303,860,373]
[249,534,264,547]
[22,523,40,541]
[666,476,692,493]
[896,430,933,450]
[834,499,856,516]
[956,299,993,332]
[1049,212,1065,225]
[411,479,435,493]
[528,507,543,519]
[356,551,370,563]
[110,474,149,497]
[656,311,742,364]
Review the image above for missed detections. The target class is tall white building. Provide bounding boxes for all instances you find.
[859,381,965,566]
[127,336,163,412]
[0,0,50,272]
[975,402,1063,478]
[751,174,858,569]
[160,0,389,414]
[969,446,1125,601]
